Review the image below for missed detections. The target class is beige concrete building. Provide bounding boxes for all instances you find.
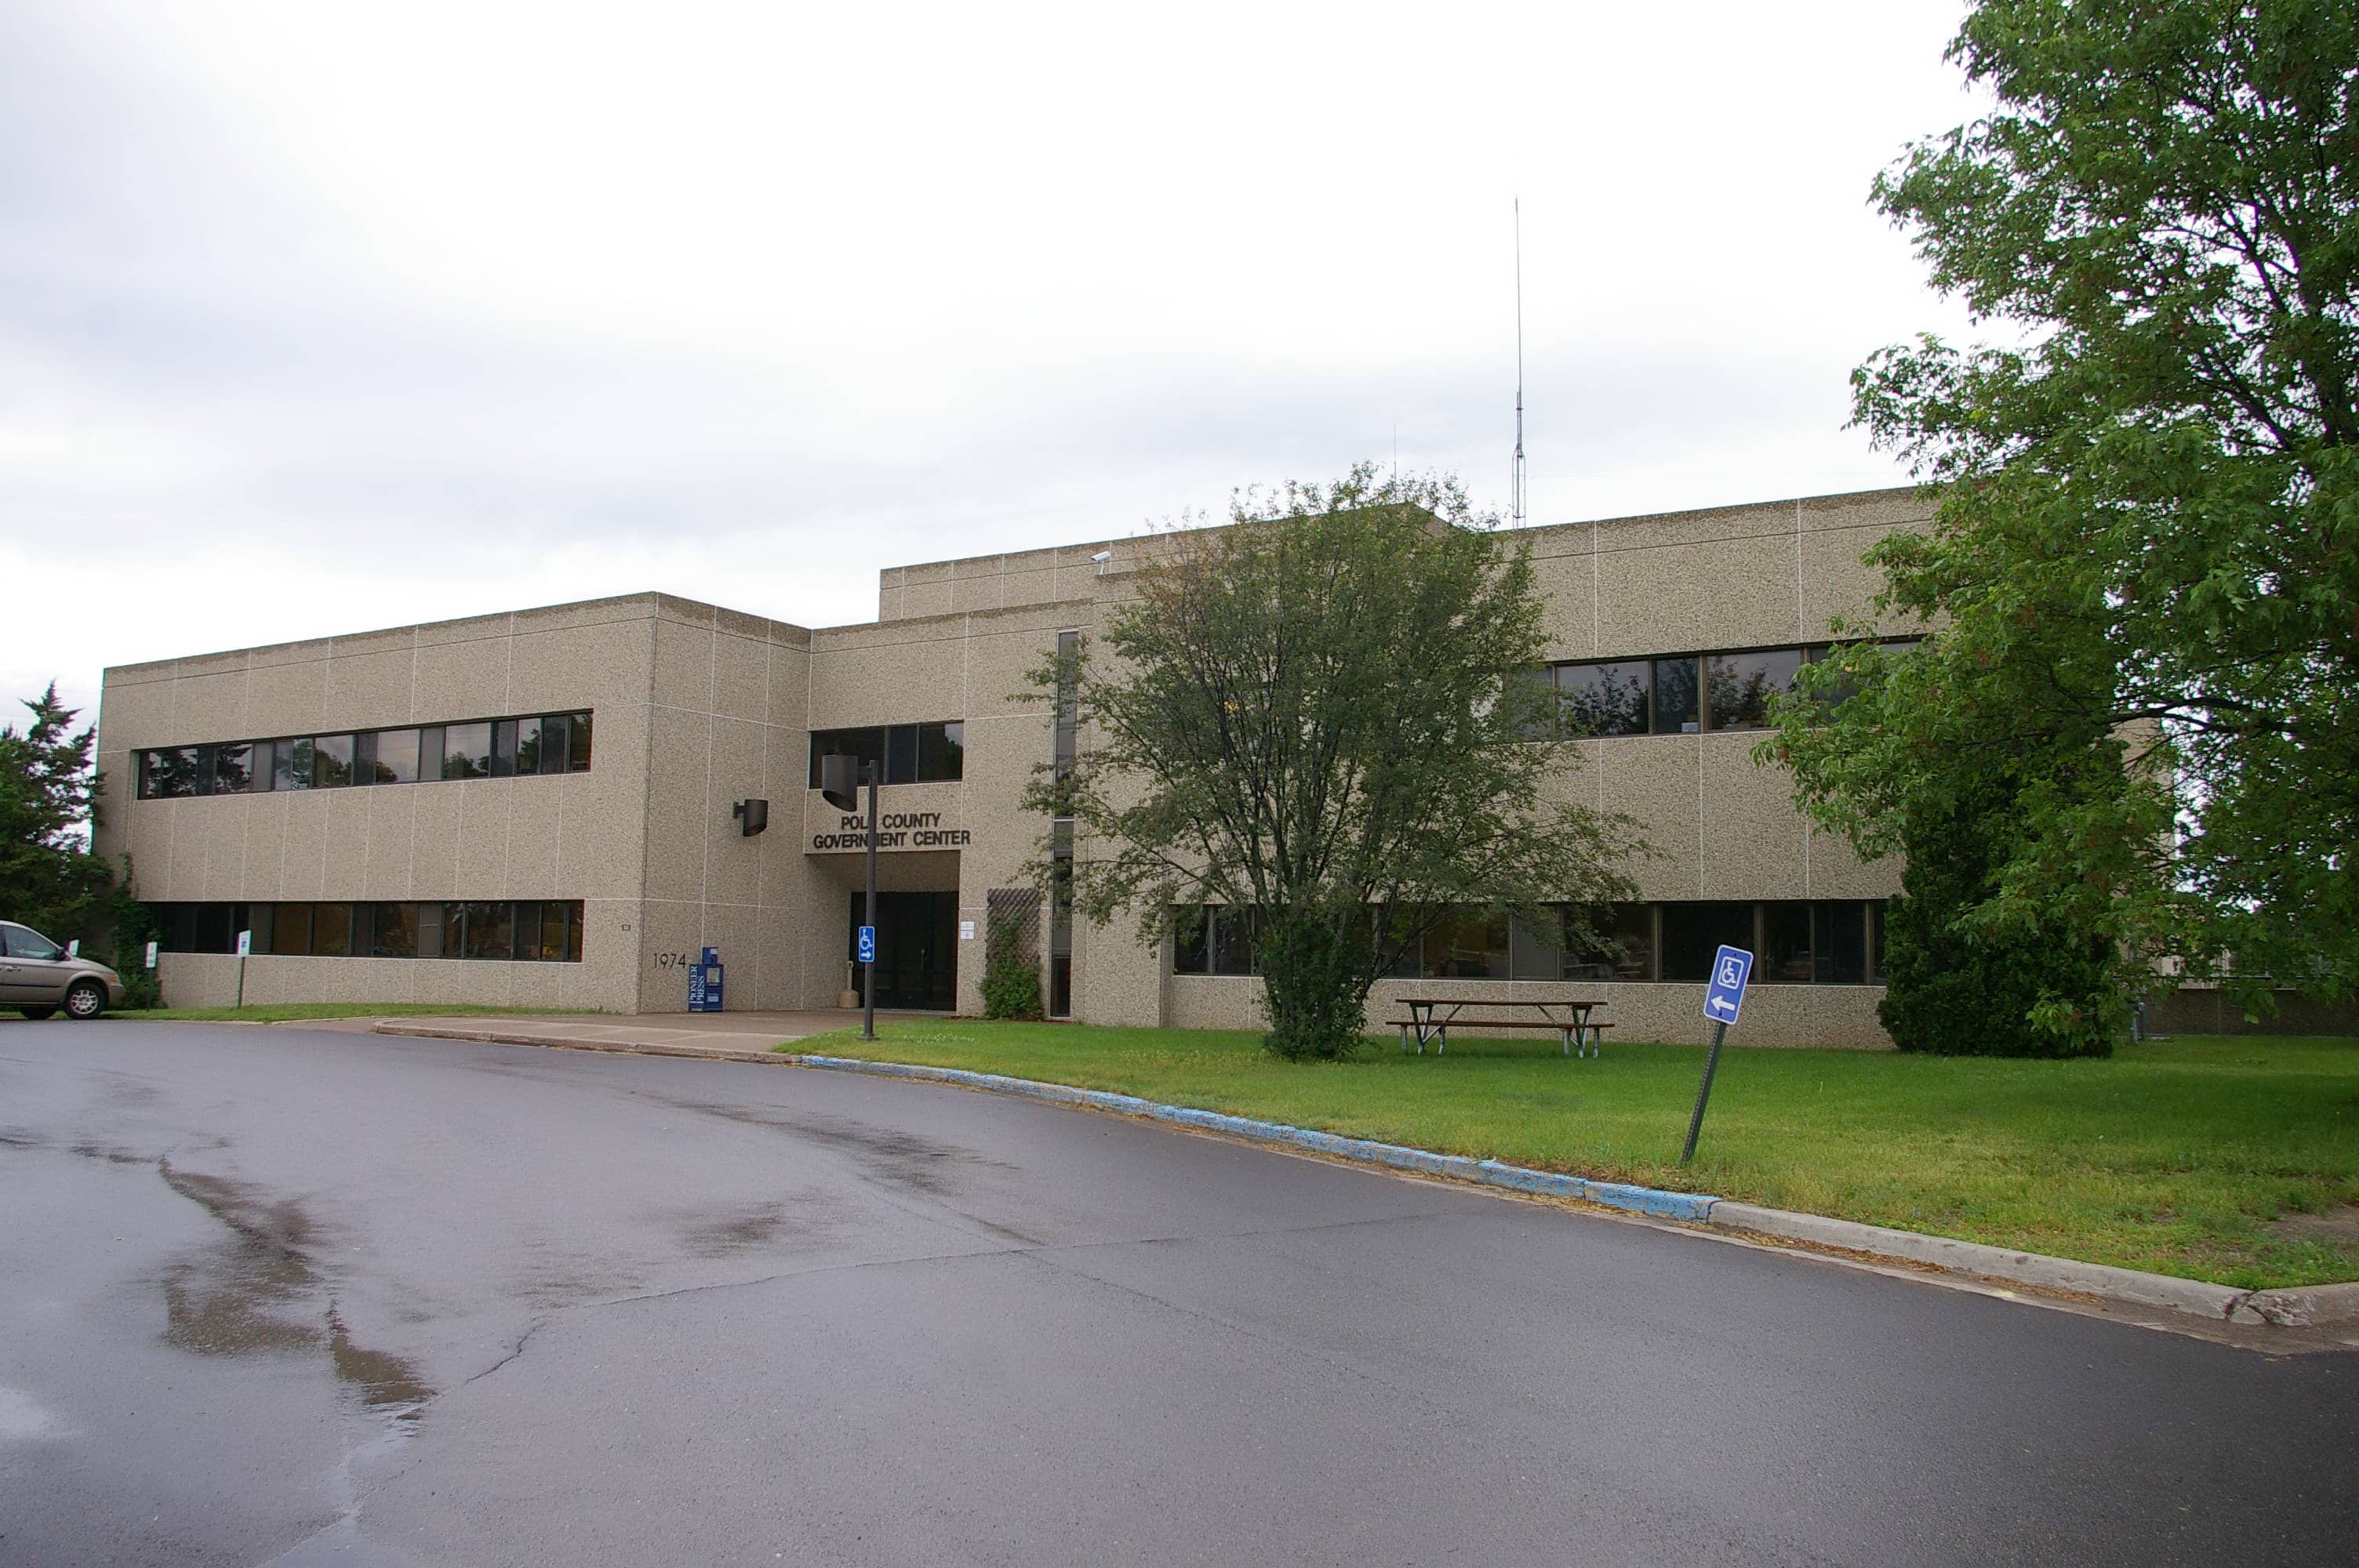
[96,486,1928,1046]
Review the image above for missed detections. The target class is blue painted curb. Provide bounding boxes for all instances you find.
[785,1052,1722,1223]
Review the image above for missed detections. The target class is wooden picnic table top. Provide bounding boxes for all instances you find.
[1394,996,1603,1012]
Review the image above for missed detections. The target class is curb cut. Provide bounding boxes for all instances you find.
[363,1022,2357,1329]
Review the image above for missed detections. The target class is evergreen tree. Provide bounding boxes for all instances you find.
[0,684,112,940]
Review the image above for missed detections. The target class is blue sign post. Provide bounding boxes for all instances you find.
[1681,945,1753,1167]
[856,924,877,965]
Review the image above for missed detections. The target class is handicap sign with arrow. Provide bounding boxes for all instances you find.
[1681,945,1752,1166]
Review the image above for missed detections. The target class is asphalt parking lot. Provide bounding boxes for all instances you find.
[3,1020,2354,1566]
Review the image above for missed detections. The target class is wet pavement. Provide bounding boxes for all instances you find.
[2,1021,2354,1566]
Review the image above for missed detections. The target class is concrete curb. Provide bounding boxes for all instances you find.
[1707,1202,2256,1321]
[787,1054,1720,1220]
[772,1055,2350,1326]
[2237,1281,2359,1328]
[365,1022,2357,1328]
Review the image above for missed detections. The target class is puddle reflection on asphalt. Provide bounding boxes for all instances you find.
[140,1153,434,1425]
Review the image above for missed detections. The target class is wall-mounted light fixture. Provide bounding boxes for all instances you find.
[732,798,769,837]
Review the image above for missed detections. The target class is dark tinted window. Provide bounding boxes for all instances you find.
[272,902,313,956]
[1422,910,1508,978]
[147,902,580,962]
[313,734,355,788]
[1704,648,1805,731]
[491,720,518,778]
[212,742,255,793]
[460,901,512,960]
[810,728,884,788]
[365,729,420,784]
[1761,901,1812,983]
[371,903,417,958]
[537,713,572,775]
[1172,909,1209,974]
[885,724,921,784]
[1558,661,1650,738]
[921,721,964,782]
[194,904,235,954]
[1564,902,1654,980]
[1651,657,1699,734]
[1508,667,1563,741]
[1814,901,1868,984]
[141,748,203,799]
[312,902,354,956]
[1210,906,1257,976]
[565,711,591,772]
[1660,902,1754,982]
[442,724,493,780]
[541,901,573,962]
[514,717,544,775]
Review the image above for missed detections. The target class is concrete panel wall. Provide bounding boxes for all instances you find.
[1163,973,1892,1049]
[96,596,668,1015]
[100,487,1923,1037]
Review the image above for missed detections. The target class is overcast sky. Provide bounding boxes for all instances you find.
[2,2,1985,728]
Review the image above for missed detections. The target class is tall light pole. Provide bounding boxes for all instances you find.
[820,753,880,1040]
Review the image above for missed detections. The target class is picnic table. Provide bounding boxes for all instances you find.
[1390,996,1610,1058]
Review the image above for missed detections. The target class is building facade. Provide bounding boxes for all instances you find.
[95,487,1928,1045]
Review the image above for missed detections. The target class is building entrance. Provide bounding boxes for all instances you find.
[848,891,958,1011]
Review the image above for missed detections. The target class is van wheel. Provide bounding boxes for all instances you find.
[19,1005,57,1020]
[64,982,107,1020]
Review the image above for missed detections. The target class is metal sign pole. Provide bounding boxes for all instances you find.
[1682,943,1753,1168]
[1680,1021,1728,1167]
[862,764,878,1041]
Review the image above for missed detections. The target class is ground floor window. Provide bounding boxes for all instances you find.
[1169,900,1888,984]
[153,901,583,962]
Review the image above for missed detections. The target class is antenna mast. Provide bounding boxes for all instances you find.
[1512,197,1527,528]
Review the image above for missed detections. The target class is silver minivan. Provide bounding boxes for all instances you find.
[0,922,125,1020]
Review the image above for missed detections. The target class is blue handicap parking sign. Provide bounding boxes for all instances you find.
[856,924,877,964]
[1703,945,1753,1024]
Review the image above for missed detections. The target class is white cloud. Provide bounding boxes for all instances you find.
[0,1,1986,725]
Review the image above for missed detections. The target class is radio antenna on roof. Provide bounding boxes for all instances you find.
[1512,196,1527,529]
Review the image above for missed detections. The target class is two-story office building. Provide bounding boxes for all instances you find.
[94,486,1927,1046]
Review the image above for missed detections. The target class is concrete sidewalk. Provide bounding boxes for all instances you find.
[354,1008,892,1060]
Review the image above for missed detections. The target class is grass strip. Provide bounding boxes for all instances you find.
[780,1018,2359,1291]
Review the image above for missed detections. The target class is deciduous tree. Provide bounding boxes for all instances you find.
[1771,0,2359,1022]
[1027,466,1634,1060]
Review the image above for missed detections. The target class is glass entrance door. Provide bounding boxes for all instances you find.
[848,891,958,1011]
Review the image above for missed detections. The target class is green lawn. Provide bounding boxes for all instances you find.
[95,1003,594,1024]
[780,1019,2359,1290]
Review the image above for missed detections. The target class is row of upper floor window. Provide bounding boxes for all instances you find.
[1174,899,1889,985]
[129,631,1923,808]
[805,723,965,788]
[1527,638,1922,739]
[151,899,583,962]
[136,712,593,800]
